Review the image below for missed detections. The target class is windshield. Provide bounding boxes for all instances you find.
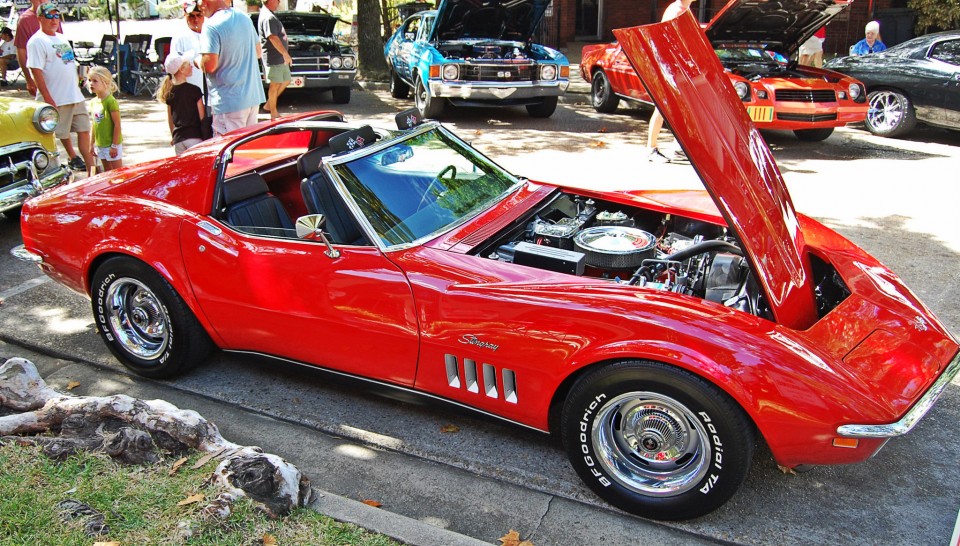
[332,127,519,247]
[715,48,780,65]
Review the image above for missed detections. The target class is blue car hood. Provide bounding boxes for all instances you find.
[430,0,550,43]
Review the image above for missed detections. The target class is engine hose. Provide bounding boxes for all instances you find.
[665,239,743,262]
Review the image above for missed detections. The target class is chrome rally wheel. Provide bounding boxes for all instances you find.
[561,360,754,520]
[592,392,710,496]
[103,277,169,360]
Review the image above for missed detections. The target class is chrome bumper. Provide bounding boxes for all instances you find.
[0,152,72,213]
[429,79,569,101]
[838,351,960,438]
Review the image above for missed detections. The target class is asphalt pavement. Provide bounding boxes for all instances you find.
[3,29,960,545]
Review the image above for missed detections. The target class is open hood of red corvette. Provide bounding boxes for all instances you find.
[614,14,818,328]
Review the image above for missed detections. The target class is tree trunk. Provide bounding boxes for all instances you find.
[357,0,390,81]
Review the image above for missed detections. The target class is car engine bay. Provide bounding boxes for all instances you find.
[437,42,539,61]
[474,191,774,319]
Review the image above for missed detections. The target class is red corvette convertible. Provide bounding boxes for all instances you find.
[581,0,868,141]
[17,16,958,521]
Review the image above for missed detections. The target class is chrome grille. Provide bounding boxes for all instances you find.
[774,89,837,103]
[776,112,838,122]
[459,62,537,82]
[291,57,331,72]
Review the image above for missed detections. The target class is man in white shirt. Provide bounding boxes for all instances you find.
[27,3,93,171]
[172,1,204,90]
[0,27,15,86]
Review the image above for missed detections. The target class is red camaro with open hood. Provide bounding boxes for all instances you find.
[582,0,869,141]
[17,15,958,520]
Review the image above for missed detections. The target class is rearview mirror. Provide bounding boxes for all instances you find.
[381,145,414,166]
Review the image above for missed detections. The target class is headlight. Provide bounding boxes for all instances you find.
[32,150,50,171]
[342,56,356,70]
[330,56,343,69]
[33,105,59,133]
[442,64,459,81]
[540,64,557,81]
[849,83,862,100]
[733,81,750,100]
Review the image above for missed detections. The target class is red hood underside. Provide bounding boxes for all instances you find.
[614,14,818,328]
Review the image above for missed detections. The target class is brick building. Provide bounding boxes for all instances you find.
[539,0,918,58]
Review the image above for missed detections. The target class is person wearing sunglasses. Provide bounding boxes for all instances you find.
[14,0,61,96]
[172,1,204,91]
[26,3,93,172]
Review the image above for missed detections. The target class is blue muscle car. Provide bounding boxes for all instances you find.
[384,0,569,118]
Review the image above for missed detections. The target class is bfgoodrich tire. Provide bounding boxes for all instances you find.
[91,257,213,379]
[561,360,754,520]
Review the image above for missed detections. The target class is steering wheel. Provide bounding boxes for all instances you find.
[416,165,457,211]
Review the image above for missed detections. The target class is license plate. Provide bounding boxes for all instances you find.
[289,76,306,88]
[747,106,774,123]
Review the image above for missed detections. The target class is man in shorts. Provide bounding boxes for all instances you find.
[27,3,92,172]
[196,0,265,136]
[257,0,292,120]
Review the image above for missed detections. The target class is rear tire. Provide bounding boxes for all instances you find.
[331,86,351,104]
[526,96,558,118]
[865,89,917,138]
[91,257,213,378]
[591,70,620,113]
[561,360,754,520]
[793,128,834,141]
[390,71,409,99]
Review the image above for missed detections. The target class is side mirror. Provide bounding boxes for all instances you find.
[296,214,340,258]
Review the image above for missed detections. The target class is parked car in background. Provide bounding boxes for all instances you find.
[384,0,569,118]
[582,0,867,141]
[0,96,72,214]
[250,10,356,104]
[825,30,960,138]
[17,16,959,522]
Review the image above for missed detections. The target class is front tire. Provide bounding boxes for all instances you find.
[865,89,917,138]
[793,127,834,141]
[591,70,620,113]
[331,86,351,104]
[561,361,754,520]
[91,257,213,378]
[526,96,558,118]
[390,71,409,99]
[415,77,444,118]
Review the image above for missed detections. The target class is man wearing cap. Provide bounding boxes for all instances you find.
[258,0,292,120]
[196,0,265,136]
[851,21,887,56]
[172,1,204,91]
[27,3,92,172]
[15,0,61,96]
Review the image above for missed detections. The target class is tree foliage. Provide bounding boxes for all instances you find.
[908,0,960,34]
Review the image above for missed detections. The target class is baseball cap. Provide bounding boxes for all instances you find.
[38,3,60,18]
[164,51,196,75]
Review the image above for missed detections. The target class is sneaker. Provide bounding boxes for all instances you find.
[68,156,86,171]
[0,80,8,87]
[646,148,671,163]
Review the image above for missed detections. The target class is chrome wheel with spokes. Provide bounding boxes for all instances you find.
[865,89,917,137]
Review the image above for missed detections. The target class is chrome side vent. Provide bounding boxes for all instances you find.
[445,354,461,388]
[464,358,480,393]
[444,354,517,404]
[502,369,518,404]
[482,364,498,399]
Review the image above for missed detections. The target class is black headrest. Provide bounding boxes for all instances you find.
[297,146,331,179]
[395,108,423,130]
[329,125,378,154]
[222,172,269,205]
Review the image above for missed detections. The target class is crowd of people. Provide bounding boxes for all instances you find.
[8,0,295,173]
[7,0,895,170]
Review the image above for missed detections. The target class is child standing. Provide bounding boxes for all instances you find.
[86,66,123,175]
[156,51,205,155]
